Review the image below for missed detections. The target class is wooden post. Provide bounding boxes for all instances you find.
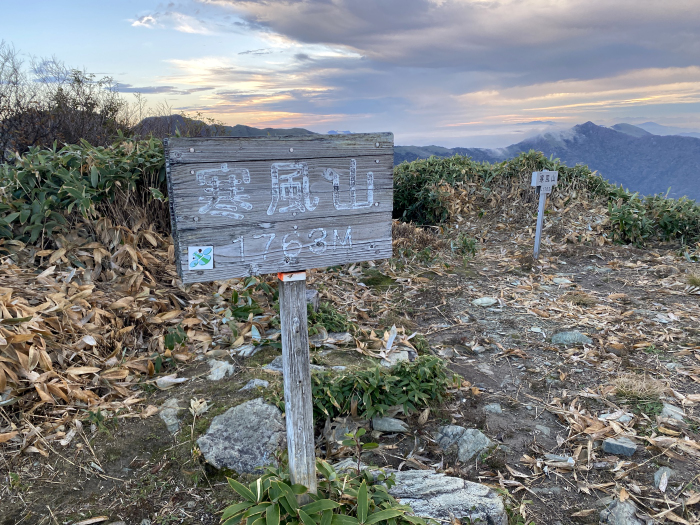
[278,271,317,501]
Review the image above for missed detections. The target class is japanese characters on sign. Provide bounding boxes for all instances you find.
[165,134,394,283]
[531,170,559,194]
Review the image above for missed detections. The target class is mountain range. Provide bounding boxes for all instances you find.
[139,116,699,201]
[394,122,700,201]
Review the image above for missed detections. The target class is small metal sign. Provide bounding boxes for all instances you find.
[531,171,559,259]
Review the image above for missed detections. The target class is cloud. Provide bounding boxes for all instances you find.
[127,0,700,147]
[115,83,216,95]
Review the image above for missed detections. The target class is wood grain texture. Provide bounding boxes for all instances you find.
[165,133,394,282]
[279,277,317,499]
[167,132,393,164]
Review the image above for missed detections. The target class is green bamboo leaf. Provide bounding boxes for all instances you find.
[298,509,317,525]
[331,515,359,525]
[222,503,254,520]
[228,477,258,502]
[300,500,340,515]
[364,510,404,525]
[357,481,368,524]
[320,510,333,525]
[266,503,280,525]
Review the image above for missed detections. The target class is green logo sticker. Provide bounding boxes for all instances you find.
[188,246,214,270]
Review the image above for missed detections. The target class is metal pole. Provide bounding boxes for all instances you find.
[278,271,317,502]
[533,189,547,259]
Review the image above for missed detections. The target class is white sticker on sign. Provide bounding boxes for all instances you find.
[188,246,214,270]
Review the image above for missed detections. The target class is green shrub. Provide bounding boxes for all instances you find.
[0,136,165,243]
[274,356,457,422]
[607,197,653,245]
[222,460,426,525]
[308,302,356,335]
[393,150,700,247]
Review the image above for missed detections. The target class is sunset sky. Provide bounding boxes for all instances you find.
[5,0,700,147]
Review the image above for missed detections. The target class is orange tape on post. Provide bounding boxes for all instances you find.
[278,271,306,282]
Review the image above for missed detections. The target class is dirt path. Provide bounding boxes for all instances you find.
[2,240,699,525]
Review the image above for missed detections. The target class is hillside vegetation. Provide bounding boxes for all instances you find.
[1,141,699,257]
[395,121,700,201]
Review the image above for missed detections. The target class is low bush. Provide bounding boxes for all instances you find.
[223,460,426,525]
[273,355,457,422]
[0,136,166,244]
[393,150,700,247]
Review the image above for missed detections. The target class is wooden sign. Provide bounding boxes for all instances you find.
[531,170,559,259]
[164,133,394,283]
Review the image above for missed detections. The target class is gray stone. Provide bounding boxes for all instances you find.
[535,424,551,437]
[483,403,503,414]
[599,499,646,525]
[602,437,638,457]
[207,359,235,381]
[388,470,507,525]
[551,331,593,345]
[472,345,486,354]
[159,398,183,434]
[372,417,408,433]
[197,398,285,473]
[380,350,410,367]
[653,466,674,489]
[264,355,324,373]
[140,520,152,525]
[435,425,493,462]
[107,522,127,525]
[660,403,685,421]
[472,297,498,307]
[240,379,270,391]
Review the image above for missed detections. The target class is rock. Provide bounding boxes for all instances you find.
[472,297,498,307]
[107,522,127,525]
[327,332,354,345]
[483,403,503,414]
[437,347,455,358]
[207,359,235,381]
[600,499,647,525]
[264,355,324,373]
[551,331,592,345]
[240,379,269,391]
[380,350,411,367]
[159,398,183,434]
[472,345,486,354]
[435,426,493,462]
[372,417,408,433]
[535,424,551,437]
[602,437,637,457]
[660,403,684,421]
[140,520,152,525]
[388,470,507,525]
[552,278,572,285]
[653,466,674,489]
[306,289,319,312]
[196,398,285,473]
[665,362,681,371]
[234,343,260,358]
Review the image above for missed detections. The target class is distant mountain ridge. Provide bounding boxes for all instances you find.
[395,122,700,201]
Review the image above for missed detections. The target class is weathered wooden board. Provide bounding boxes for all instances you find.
[165,133,394,283]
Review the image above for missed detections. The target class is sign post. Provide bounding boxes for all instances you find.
[164,133,394,495]
[531,170,558,260]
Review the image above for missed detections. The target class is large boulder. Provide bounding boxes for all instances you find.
[197,398,285,473]
[389,470,507,525]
